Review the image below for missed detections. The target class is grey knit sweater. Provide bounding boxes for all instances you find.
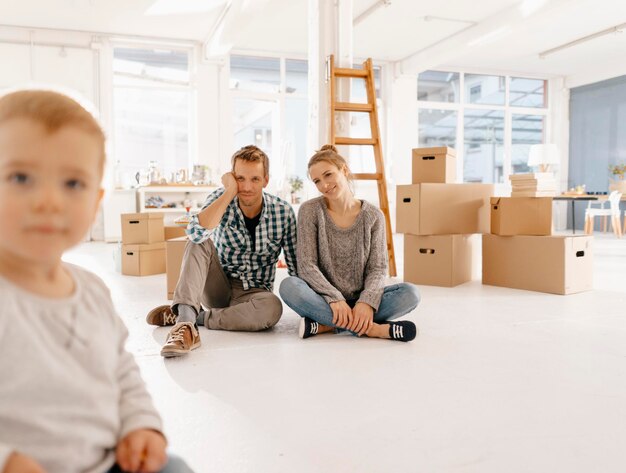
[296,197,388,310]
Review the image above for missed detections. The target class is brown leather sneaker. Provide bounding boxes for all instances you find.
[146,305,177,326]
[161,322,201,358]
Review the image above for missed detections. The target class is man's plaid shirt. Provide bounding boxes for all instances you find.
[186,188,297,291]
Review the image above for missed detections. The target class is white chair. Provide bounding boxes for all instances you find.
[584,191,622,237]
[586,198,608,231]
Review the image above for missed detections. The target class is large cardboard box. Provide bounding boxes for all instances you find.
[490,197,553,236]
[404,234,476,287]
[482,234,593,295]
[164,225,187,240]
[121,212,164,244]
[166,236,188,299]
[396,183,493,235]
[122,242,166,276]
[412,146,456,183]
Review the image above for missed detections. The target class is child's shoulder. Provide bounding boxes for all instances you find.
[64,263,111,300]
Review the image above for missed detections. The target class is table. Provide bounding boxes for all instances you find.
[553,195,598,234]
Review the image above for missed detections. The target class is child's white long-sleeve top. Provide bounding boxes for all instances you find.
[0,264,162,473]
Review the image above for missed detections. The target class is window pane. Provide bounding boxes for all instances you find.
[286,59,307,95]
[233,97,276,160]
[230,55,280,93]
[510,77,546,108]
[418,109,457,148]
[417,70,460,102]
[113,47,189,85]
[114,87,190,177]
[464,109,504,183]
[285,97,309,179]
[465,74,505,106]
[511,114,545,174]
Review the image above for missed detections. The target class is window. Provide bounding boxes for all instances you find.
[112,46,195,181]
[418,109,457,149]
[230,54,309,193]
[470,85,482,102]
[510,77,547,108]
[464,110,504,183]
[417,70,460,103]
[511,114,545,174]
[230,55,280,93]
[417,71,548,183]
[465,74,505,106]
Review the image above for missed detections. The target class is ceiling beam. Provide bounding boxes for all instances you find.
[395,0,574,77]
[203,0,276,59]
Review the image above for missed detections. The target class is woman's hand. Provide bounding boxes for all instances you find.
[330,300,352,329]
[2,452,46,473]
[349,302,374,336]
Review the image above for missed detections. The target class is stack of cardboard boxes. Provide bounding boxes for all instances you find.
[483,187,593,295]
[396,147,493,287]
[121,213,166,276]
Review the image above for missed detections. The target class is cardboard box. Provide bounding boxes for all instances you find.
[164,225,187,240]
[121,212,164,244]
[412,146,456,183]
[482,234,593,295]
[396,183,493,235]
[166,236,188,299]
[490,197,553,236]
[404,234,476,287]
[122,242,166,276]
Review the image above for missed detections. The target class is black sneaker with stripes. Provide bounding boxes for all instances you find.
[298,317,320,339]
[385,320,418,342]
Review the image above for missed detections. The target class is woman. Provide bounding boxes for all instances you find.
[279,145,420,341]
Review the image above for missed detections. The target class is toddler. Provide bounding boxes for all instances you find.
[0,90,193,473]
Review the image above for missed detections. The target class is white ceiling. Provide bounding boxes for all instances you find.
[2,0,626,83]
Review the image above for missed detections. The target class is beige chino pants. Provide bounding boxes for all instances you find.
[172,239,282,331]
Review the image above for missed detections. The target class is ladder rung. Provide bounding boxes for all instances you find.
[335,137,377,146]
[335,102,373,112]
[353,173,383,181]
[334,67,368,78]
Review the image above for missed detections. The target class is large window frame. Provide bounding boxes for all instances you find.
[110,41,198,185]
[417,70,549,185]
[229,52,309,195]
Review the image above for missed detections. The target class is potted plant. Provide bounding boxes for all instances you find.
[288,175,304,204]
[608,163,626,192]
[609,163,626,179]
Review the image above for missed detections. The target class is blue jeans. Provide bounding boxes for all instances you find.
[279,276,420,331]
[106,455,194,473]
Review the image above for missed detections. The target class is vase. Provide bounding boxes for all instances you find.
[609,178,626,193]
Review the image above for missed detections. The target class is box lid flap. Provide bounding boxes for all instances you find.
[412,146,456,157]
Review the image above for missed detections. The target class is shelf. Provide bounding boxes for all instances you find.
[142,208,200,213]
[137,186,216,223]
[137,185,216,193]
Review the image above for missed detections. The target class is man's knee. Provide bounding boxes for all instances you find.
[252,292,283,330]
[184,238,217,259]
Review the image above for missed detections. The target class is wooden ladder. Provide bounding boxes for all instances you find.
[327,54,397,277]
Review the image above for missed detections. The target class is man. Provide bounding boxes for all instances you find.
[146,145,297,357]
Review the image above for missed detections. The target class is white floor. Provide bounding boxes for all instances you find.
[64,232,626,473]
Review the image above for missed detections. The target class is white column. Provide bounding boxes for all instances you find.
[308,0,353,154]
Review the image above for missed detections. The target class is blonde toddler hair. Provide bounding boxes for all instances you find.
[0,89,106,174]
